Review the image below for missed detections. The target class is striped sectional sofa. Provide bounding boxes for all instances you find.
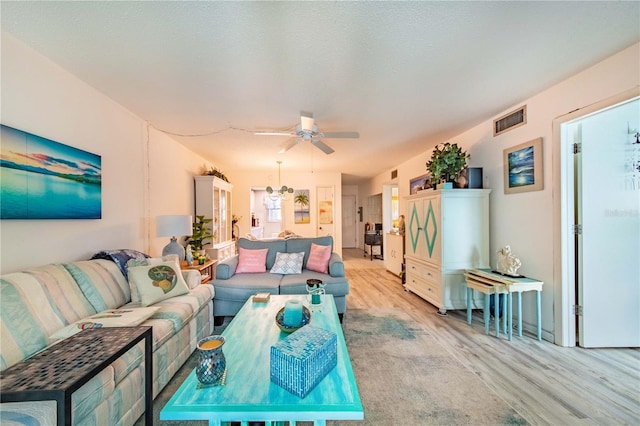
[0,257,215,425]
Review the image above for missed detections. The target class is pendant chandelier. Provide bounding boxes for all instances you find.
[266,161,294,201]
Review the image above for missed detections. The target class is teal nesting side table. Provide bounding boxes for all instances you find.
[465,269,544,341]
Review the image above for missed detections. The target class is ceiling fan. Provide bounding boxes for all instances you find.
[254,111,359,155]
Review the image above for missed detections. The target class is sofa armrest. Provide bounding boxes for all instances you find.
[328,252,345,277]
[182,270,202,289]
[216,255,239,280]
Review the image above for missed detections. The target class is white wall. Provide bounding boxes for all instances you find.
[363,43,640,342]
[0,33,213,273]
[146,126,215,256]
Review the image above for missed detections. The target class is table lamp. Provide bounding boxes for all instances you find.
[156,215,192,261]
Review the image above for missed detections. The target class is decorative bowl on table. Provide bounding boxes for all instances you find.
[275,306,311,333]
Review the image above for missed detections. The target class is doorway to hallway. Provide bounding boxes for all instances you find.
[341,194,357,248]
[555,90,639,347]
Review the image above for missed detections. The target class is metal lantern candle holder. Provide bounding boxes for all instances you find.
[306,279,326,307]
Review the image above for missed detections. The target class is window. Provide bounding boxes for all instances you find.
[264,196,282,222]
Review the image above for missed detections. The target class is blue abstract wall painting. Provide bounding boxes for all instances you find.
[1,124,102,219]
[409,173,431,194]
[503,137,543,194]
[508,146,535,187]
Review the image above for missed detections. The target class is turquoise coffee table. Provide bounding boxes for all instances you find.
[160,294,363,426]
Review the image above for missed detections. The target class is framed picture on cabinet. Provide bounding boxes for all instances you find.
[503,137,543,194]
[409,173,432,194]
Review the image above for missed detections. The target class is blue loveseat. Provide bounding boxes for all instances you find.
[212,236,349,323]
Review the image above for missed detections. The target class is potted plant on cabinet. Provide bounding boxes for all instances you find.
[186,215,214,259]
[203,166,230,183]
[425,142,469,189]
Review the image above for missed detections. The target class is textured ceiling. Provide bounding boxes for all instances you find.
[2,1,639,183]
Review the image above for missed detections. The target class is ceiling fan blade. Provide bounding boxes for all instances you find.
[278,137,301,154]
[311,139,335,155]
[300,111,315,132]
[320,131,360,139]
[254,131,297,136]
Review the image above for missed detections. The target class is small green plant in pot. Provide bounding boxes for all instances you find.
[186,215,214,256]
[204,166,229,182]
[425,142,469,186]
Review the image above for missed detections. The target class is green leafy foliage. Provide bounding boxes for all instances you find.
[425,142,469,183]
[186,215,214,253]
[204,166,229,182]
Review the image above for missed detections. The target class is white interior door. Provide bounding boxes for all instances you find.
[576,97,640,348]
[342,194,357,248]
[316,186,334,237]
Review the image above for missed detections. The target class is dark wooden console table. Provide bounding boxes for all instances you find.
[0,326,153,426]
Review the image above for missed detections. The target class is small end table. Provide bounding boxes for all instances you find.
[181,259,217,283]
[0,326,153,426]
[465,269,544,341]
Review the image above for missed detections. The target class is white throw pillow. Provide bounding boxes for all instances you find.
[270,252,304,275]
[128,260,190,306]
[50,306,159,341]
[127,255,181,302]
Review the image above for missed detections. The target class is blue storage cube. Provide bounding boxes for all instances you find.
[270,325,337,398]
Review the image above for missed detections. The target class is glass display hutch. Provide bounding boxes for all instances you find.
[194,176,235,262]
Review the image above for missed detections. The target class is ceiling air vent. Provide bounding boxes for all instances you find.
[493,105,527,136]
[391,169,398,179]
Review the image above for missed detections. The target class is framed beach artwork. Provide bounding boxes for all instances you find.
[319,200,333,224]
[1,124,102,219]
[316,186,335,235]
[409,173,431,195]
[293,189,310,224]
[503,137,543,194]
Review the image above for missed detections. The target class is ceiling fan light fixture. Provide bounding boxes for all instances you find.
[257,111,358,155]
[300,113,314,132]
[267,161,293,201]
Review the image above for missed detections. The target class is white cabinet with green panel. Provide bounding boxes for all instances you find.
[195,176,234,262]
[404,189,491,314]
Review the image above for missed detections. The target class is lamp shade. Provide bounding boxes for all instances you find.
[157,215,192,237]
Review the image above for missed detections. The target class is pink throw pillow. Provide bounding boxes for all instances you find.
[236,248,268,273]
[306,243,331,273]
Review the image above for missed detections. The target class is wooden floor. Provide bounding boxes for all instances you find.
[342,248,640,425]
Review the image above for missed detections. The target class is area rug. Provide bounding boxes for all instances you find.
[334,309,526,425]
[138,310,526,425]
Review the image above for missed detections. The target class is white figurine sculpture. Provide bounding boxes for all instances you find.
[496,245,522,276]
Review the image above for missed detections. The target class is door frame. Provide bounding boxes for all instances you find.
[552,86,639,347]
[341,194,357,248]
